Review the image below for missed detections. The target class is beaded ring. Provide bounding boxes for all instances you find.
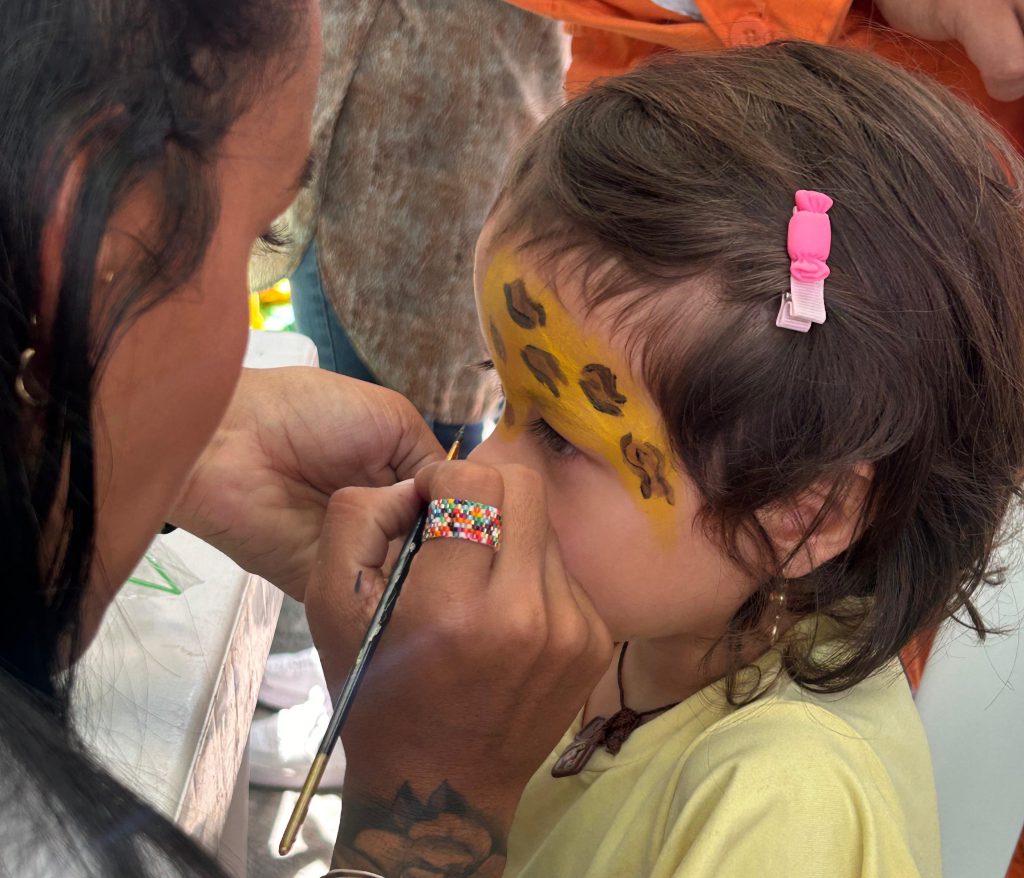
[423,498,502,550]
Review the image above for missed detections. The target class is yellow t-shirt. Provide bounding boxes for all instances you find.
[507,639,941,877]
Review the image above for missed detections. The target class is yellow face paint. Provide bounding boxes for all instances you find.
[481,248,677,511]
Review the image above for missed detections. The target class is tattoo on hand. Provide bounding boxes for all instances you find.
[335,781,508,877]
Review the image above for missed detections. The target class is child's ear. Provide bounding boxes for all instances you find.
[756,463,873,579]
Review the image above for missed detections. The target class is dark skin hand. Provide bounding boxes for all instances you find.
[169,367,444,600]
[305,461,613,877]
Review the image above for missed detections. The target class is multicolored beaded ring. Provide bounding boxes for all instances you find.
[424,498,503,550]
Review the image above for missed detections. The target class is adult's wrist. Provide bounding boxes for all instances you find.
[333,775,514,878]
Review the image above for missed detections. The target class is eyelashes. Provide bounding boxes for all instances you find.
[527,417,579,460]
[255,220,293,254]
[477,359,579,461]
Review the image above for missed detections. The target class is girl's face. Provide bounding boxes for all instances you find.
[472,233,756,643]
[81,7,321,629]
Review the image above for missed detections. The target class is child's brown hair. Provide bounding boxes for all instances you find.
[494,41,1024,696]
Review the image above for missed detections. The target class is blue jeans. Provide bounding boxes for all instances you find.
[290,242,483,452]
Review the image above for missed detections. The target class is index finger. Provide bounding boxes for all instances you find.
[412,460,549,581]
[418,460,565,616]
[407,460,506,604]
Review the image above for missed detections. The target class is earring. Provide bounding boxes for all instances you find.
[768,588,787,646]
[15,347,43,407]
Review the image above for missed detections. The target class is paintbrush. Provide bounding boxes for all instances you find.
[279,426,466,855]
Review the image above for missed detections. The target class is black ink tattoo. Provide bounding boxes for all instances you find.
[334,781,508,877]
[579,363,627,416]
[620,433,676,505]
[521,345,567,397]
[504,278,546,329]
[354,571,363,594]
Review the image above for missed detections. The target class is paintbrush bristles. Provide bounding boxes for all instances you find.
[446,425,466,461]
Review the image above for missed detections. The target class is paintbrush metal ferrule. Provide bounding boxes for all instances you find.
[279,753,327,855]
[278,427,465,854]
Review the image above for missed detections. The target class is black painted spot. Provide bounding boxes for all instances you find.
[504,278,546,329]
[522,346,567,398]
[489,318,507,363]
[620,433,675,505]
[579,363,627,416]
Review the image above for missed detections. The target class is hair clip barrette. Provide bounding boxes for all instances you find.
[776,189,832,333]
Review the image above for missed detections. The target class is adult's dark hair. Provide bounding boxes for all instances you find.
[0,1,302,873]
[495,42,1024,701]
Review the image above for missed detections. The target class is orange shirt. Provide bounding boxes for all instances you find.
[503,0,1024,150]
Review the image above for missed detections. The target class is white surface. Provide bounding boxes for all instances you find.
[244,329,318,370]
[218,748,251,878]
[77,534,281,845]
[916,542,1024,878]
[76,331,318,849]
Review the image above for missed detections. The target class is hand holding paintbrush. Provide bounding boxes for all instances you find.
[296,453,612,868]
[280,429,467,853]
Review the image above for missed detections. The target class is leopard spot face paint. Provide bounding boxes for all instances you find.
[620,433,675,505]
[504,278,546,329]
[579,363,627,416]
[522,345,567,397]
[490,318,507,363]
[480,248,678,519]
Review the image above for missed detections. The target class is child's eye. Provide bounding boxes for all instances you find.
[255,220,293,254]
[527,418,580,460]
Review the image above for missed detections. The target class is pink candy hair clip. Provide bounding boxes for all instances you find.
[776,189,833,333]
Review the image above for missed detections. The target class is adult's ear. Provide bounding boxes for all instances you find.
[37,153,91,348]
[756,463,873,579]
[15,153,95,406]
[37,112,133,354]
